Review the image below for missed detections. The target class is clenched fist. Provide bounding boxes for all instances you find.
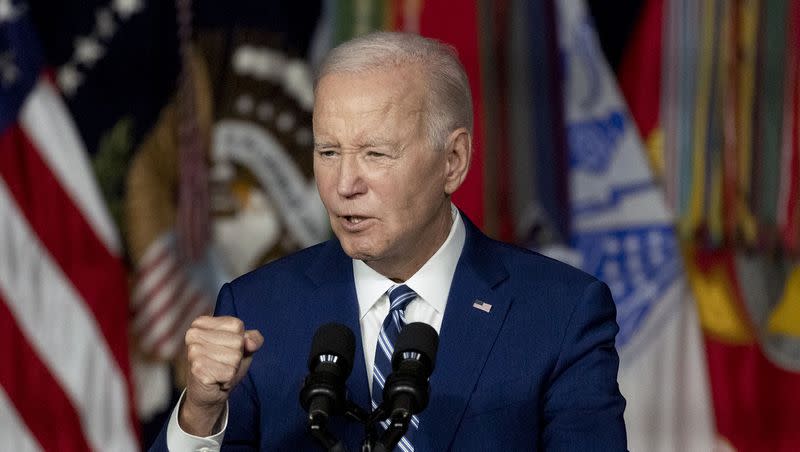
[179,315,264,436]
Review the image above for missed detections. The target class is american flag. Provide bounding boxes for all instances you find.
[0,2,138,450]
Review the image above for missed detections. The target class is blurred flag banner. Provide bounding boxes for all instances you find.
[0,1,138,450]
[553,1,717,450]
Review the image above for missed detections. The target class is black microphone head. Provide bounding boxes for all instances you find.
[382,322,439,419]
[308,322,356,376]
[392,322,439,374]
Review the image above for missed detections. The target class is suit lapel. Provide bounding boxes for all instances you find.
[305,240,372,413]
[420,216,511,450]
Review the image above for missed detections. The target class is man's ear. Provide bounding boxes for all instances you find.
[443,127,472,195]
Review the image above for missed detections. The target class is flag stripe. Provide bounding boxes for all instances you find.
[132,271,188,333]
[778,1,800,250]
[139,279,211,356]
[0,386,42,452]
[18,79,121,255]
[138,278,197,349]
[154,297,212,359]
[151,292,210,359]
[0,294,90,452]
[131,258,179,315]
[0,119,131,375]
[0,173,137,450]
[131,238,176,309]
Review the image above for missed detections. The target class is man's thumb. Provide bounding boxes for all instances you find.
[243,329,264,355]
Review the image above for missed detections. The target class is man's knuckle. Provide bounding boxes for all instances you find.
[222,365,237,382]
[235,348,244,362]
[185,328,197,344]
[198,374,217,386]
[190,359,204,376]
[228,318,244,333]
[186,343,201,359]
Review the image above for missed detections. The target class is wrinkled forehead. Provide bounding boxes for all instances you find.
[312,68,428,129]
[315,64,428,105]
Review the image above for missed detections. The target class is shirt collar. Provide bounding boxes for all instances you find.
[353,204,466,320]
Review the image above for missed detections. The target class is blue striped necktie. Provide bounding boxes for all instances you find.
[372,284,418,452]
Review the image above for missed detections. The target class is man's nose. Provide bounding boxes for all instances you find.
[336,155,367,198]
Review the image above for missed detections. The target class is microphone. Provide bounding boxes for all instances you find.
[381,322,439,432]
[300,322,355,438]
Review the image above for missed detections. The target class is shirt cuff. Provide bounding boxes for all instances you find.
[166,389,228,452]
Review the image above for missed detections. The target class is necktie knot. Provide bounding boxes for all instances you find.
[387,284,417,312]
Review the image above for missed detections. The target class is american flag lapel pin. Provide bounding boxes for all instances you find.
[472,299,492,313]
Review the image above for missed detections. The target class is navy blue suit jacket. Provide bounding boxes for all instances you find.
[152,214,626,451]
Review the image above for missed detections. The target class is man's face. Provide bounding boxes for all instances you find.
[312,66,456,279]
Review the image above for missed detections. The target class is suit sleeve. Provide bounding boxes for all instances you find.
[213,282,262,451]
[541,279,628,451]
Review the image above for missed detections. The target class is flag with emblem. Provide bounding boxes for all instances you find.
[124,3,326,438]
[551,1,717,450]
[0,0,144,450]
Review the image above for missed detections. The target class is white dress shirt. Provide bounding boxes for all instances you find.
[355,205,464,391]
[167,205,465,451]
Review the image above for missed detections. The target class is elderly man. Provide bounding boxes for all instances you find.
[151,31,626,451]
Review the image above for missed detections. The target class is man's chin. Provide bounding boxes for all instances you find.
[338,242,376,261]
[343,249,375,262]
[336,234,395,263]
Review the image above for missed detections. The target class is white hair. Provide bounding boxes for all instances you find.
[315,32,473,149]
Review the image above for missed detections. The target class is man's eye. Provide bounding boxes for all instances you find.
[367,151,387,158]
[317,150,337,157]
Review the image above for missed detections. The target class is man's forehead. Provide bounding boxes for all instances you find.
[314,71,426,118]
[316,64,427,96]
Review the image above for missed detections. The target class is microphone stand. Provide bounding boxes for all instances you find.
[307,411,346,452]
[307,400,371,452]
[361,404,412,452]
[360,406,383,452]
[344,400,370,425]
[304,393,414,452]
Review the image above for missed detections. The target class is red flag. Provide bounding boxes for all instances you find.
[688,247,800,451]
[618,0,663,143]
[419,0,486,228]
